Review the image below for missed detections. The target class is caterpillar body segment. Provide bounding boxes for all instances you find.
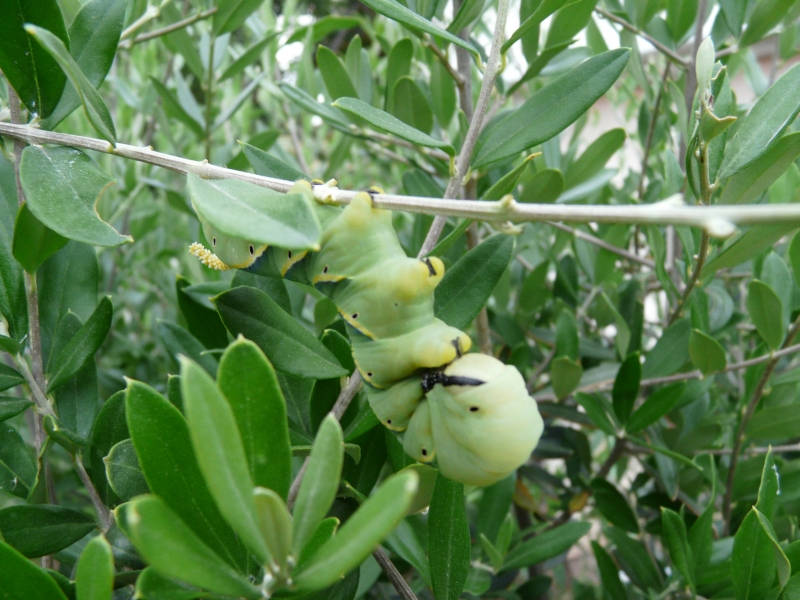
[189,180,543,487]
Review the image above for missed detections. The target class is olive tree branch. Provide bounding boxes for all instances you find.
[119,7,217,48]
[417,0,510,257]
[722,315,800,534]
[6,124,800,229]
[424,37,465,89]
[594,7,690,68]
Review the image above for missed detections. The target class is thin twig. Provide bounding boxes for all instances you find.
[14,358,56,418]
[119,8,217,48]
[637,63,671,201]
[8,125,800,228]
[666,230,708,325]
[204,35,216,161]
[723,315,800,534]
[373,547,418,600]
[594,7,689,67]
[73,453,114,530]
[286,111,311,175]
[418,0,510,257]
[424,38,465,89]
[547,221,655,268]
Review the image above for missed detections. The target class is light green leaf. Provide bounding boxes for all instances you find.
[703,223,799,275]
[392,77,434,135]
[753,508,791,592]
[317,45,359,102]
[502,0,580,52]
[12,203,68,274]
[213,0,265,34]
[356,0,477,57]
[218,339,292,500]
[220,33,279,81]
[747,280,785,350]
[292,470,418,592]
[123,495,260,598]
[20,147,129,247]
[740,0,796,45]
[180,357,271,565]
[718,62,800,179]
[187,174,321,250]
[519,168,565,203]
[480,155,537,200]
[550,356,583,399]
[241,142,307,181]
[0,540,68,600]
[292,414,344,556]
[732,508,778,600]
[333,98,455,156]
[720,132,800,204]
[280,83,352,132]
[564,128,626,187]
[385,39,413,112]
[76,535,114,600]
[287,16,363,44]
[47,296,112,393]
[25,25,116,143]
[688,329,726,375]
[474,49,630,167]
[503,521,590,570]
[253,487,292,571]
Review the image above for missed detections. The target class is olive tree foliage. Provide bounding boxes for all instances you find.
[1,0,800,597]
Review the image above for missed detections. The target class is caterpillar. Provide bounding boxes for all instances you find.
[189,180,544,487]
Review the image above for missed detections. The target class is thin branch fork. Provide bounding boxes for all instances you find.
[119,8,217,48]
[594,7,690,68]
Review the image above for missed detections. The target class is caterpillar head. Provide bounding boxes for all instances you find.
[190,221,267,270]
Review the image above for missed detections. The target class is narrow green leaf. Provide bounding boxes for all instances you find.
[740,0,796,45]
[626,383,685,434]
[753,508,790,591]
[592,542,627,600]
[187,174,321,250]
[564,128,626,187]
[519,168,565,203]
[732,508,777,600]
[105,439,149,501]
[253,487,292,571]
[180,357,270,565]
[612,353,641,424]
[430,54,456,126]
[447,0,488,33]
[158,320,218,376]
[575,392,617,435]
[0,505,96,558]
[747,280,785,350]
[721,132,800,204]
[20,147,129,247]
[292,470,418,592]
[241,142,307,181]
[218,338,292,499]
[592,479,639,533]
[718,63,800,178]
[42,0,128,129]
[392,77,434,135]
[642,318,691,378]
[293,414,344,556]
[703,223,799,275]
[689,329,727,375]
[0,363,24,392]
[0,540,68,600]
[213,0,265,34]
[333,98,456,156]
[0,397,33,422]
[747,403,800,440]
[473,49,630,167]
[150,78,204,138]
[502,0,580,52]
[428,474,471,600]
[789,231,800,288]
[503,521,590,570]
[356,0,477,57]
[280,83,352,131]
[47,296,112,393]
[76,535,114,600]
[317,46,359,101]
[220,33,279,81]
[661,508,694,589]
[125,380,248,571]
[287,16,363,44]
[25,25,116,143]
[480,155,537,200]
[550,356,583,399]
[0,0,68,118]
[214,286,348,379]
[0,422,38,498]
[124,496,260,598]
[605,526,662,591]
[12,203,68,274]
[434,234,514,329]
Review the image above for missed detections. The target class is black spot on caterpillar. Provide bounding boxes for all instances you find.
[189,180,543,486]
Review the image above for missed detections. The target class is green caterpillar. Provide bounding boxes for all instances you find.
[189,180,543,486]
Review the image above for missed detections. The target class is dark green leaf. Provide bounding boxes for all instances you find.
[519,168,565,203]
[241,142,307,180]
[334,98,456,156]
[392,77,434,135]
[626,383,685,434]
[26,25,116,143]
[434,234,513,329]
[0,540,69,600]
[689,329,726,375]
[661,508,694,589]
[0,0,68,118]
[0,363,24,392]
[592,478,639,533]
[428,473,471,600]
[747,280,785,350]
[504,521,591,570]
[0,397,33,422]
[703,223,799,275]
[642,318,691,378]
[318,46,359,101]
[473,49,630,167]
[564,128,626,187]
[0,505,96,558]
[718,63,800,178]
[0,422,37,498]
[612,353,640,424]
[550,356,583,399]
[575,392,617,435]
[47,296,111,393]
[12,203,68,274]
[502,0,581,53]
[592,542,627,600]
[158,320,218,376]
[215,287,347,379]
[105,439,149,501]
[732,508,777,600]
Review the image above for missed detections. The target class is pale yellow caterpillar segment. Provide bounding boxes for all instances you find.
[279,249,308,277]
[339,309,377,340]
[189,242,231,271]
